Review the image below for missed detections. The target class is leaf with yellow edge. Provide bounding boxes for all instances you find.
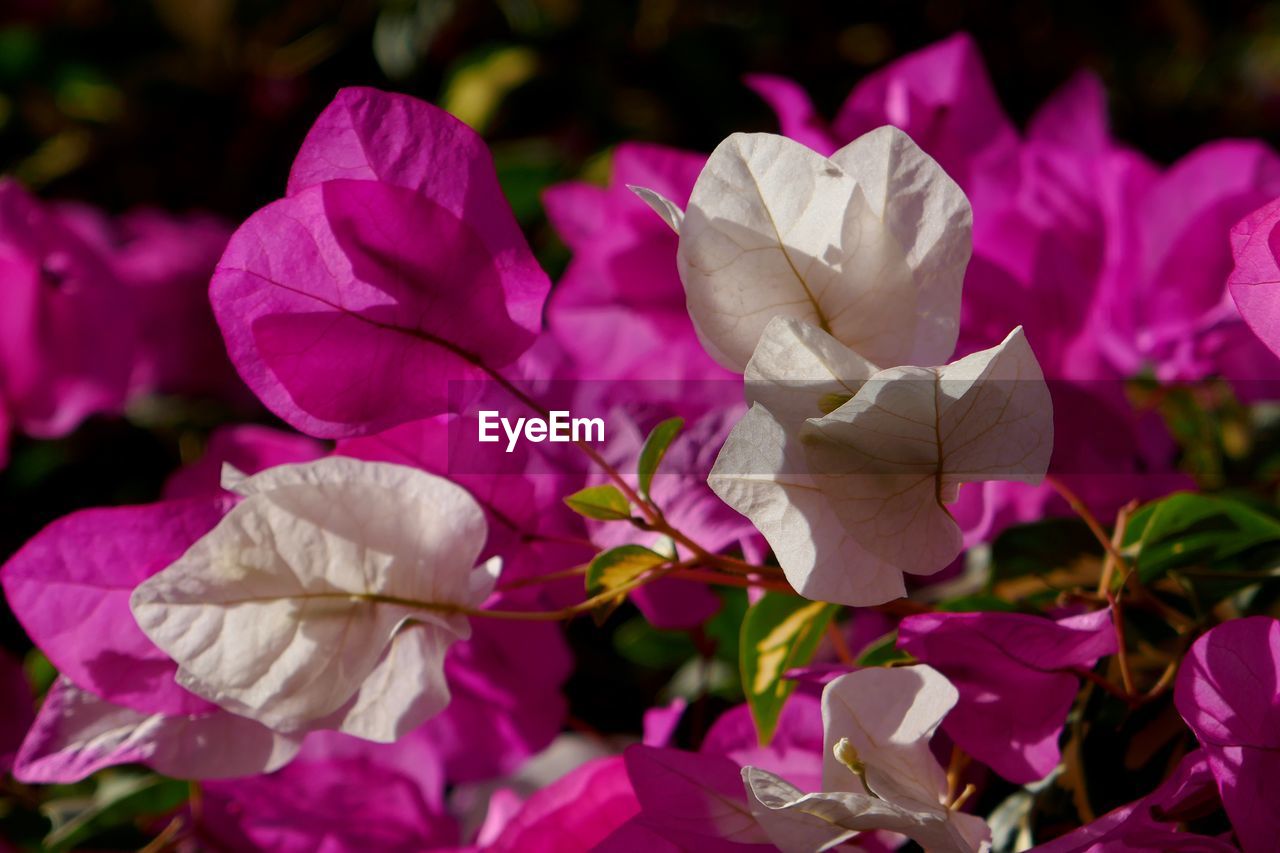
[740,592,838,745]
[586,545,669,595]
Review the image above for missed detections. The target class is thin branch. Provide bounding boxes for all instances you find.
[1098,500,1138,595]
[827,620,855,666]
[1046,475,1128,568]
[1106,590,1137,697]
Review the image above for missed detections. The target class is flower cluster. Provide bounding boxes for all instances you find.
[0,183,243,467]
[3,32,1280,853]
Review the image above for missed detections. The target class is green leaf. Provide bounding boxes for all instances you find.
[585,544,669,594]
[855,630,912,666]
[740,593,838,745]
[564,484,631,521]
[1123,492,1280,583]
[637,417,684,499]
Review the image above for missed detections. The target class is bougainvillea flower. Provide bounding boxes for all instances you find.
[13,678,300,783]
[711,320,1052,606]
[897,609,1116,783]
[742,47,1190,534]
[616,697,864,850]
[1035,749,1234,852]
[621,745,775,847]
[412,616,571,783]
[479,755,641,852]
[2,497,229,716]
[199,744,458,851]
[543,144,738,391]
[1229,195,1280,362]
[0,648,31,773]
[1097,140,1280,385]
[633,128,970,372]
[131,457,499,742]
[743,666,991,852]
[0,179,136,438]
[286,87,547,338]
[338,412,595,606]
[701,692,825,793]
[58,204,243,401]
[212,88,549,439]
[749,33,1017,195]
[1175,616,1280,853]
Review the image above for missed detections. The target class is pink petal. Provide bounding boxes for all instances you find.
[200,752,458,851]
[417,614,571,783]
[212,179,535,438]
[1,498,229,715]
[1175,616,1280,750]
[624,745,772,846]
[897,610,1115,783]
[1230,196,1280,360]
[484,756,640,852]
[0,180,136,437]
[832,32,1017,191]
[701,693,825,793]
[13,678,299,783]
[743,74,838,156]
[286,87,548,337]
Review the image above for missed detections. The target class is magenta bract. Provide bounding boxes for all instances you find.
[1175,616,1280,853]
[1,498,230,716]
[212,87,549,438]
[898,609,1115,784]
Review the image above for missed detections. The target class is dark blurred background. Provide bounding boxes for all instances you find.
[4,0,1280,219]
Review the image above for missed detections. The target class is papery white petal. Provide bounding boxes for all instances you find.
[316,620,455,741]
[743,767,870,852]
[708,404,908,607]
[220,462,250,494]
[934,326,1053,482]
[675,131,969,371]
[799,326,1051,574]
[744,766,986,853]
[821,667,956,806]
[131,457,492,742]
[829,127,971,366]
[740,667,990,853]
[627,185,685,232]
[14,678,300,783]
[745,315,879,428]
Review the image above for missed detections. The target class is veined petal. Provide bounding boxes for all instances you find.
[669,130,969,372]
[131,457,494,742]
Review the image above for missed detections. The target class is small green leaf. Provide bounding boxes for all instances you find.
[637,417,684,499]
[855,630,913,666]
[585,544,669,594]
[740,593,838,745]
[564,484,631,520]
[1123,492,1280,583]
